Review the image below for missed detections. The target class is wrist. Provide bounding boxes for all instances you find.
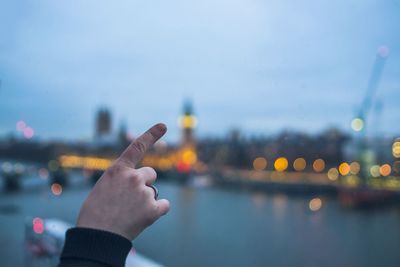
[60,227,132,267]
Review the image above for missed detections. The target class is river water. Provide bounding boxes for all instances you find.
[1,176,400,267]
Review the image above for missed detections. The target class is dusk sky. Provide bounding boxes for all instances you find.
[0,0,399,142]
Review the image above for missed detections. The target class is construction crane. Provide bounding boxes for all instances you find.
[351,46,389,179]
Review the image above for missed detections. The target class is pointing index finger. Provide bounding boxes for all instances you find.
[117,123,167,167]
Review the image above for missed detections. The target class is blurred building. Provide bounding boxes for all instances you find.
[95,108,112,138]
[93,107,128,148]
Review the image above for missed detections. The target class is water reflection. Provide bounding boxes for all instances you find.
[252,192,267,209]
[272,194,288,220]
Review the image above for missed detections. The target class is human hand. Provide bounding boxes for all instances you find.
[76,123,170,240]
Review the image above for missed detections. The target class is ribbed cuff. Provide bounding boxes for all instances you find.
[60,227,132,267]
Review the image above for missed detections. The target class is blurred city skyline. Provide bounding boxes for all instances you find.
[0,0,399,142]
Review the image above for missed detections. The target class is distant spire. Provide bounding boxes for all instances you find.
[179,99,197,146]
[183,99,193,116]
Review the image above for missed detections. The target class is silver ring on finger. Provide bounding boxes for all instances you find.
[149,184,158,200]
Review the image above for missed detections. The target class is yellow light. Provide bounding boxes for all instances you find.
[338,162,350,176]
[253,157,267,171]
[142,156,154,166]
[370,165,380,177]
[179,115,198,129]
[182,149,197,165]
[349,162,360,175]
[385,178,400,190]
[351,118,364,132]
[309,198,322,211]
[274,157,288,172]
[379,164,391,177]
[58,155,112,171]
[313,159,325,172]
[293,158,306,171]
[158,158,173,171]
[327,168,339,181]
[84,157,112,170]
[392,141,400,158]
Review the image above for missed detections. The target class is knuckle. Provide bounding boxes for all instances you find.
[127,170,142,185]
[143,167,157,179]
[107,163,130,177]
[106,164,122,177]
[128,169,141,183]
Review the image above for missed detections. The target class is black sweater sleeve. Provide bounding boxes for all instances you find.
[58,227,132,267]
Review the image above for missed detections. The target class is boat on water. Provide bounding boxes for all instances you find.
[339,187,400,209]
[24,218,164,267]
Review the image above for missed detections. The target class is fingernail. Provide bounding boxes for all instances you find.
[158,123,167,133]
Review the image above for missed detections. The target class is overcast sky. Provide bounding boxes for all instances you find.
[0,0,399,142]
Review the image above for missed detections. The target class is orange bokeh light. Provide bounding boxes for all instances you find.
[379,164,391,177]
[253,157,267,171]
[274,157,288,172]
[349,162,360,175]
[51,183,63,196]
[313,159,325,172]
[293,158,306,171]
[339,163,350,176]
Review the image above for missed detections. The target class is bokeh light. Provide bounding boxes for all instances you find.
[274,157,288,172]
[59,155,112,170]
[309,198,322,212]
[293,158,306,171]
[1,162,13,173]
[33,217,44,234]
[351,118,364,132]
[327,168,339,181]
[51,183,63,196]
[392,141,400,158]
[313,159,325,172]
[182,149,197,165]
[253,157,267,171]
[38,168,49,180]
[379,164,391,177]
[14,163,25,174]
[349,162,360,175]
[339,162,350,176]
[377,45,390,58]
[23,127,34,139]
[176,161,191,173]
[178,115,198,129]
[16,120,26,131]
[370,165,380,178]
